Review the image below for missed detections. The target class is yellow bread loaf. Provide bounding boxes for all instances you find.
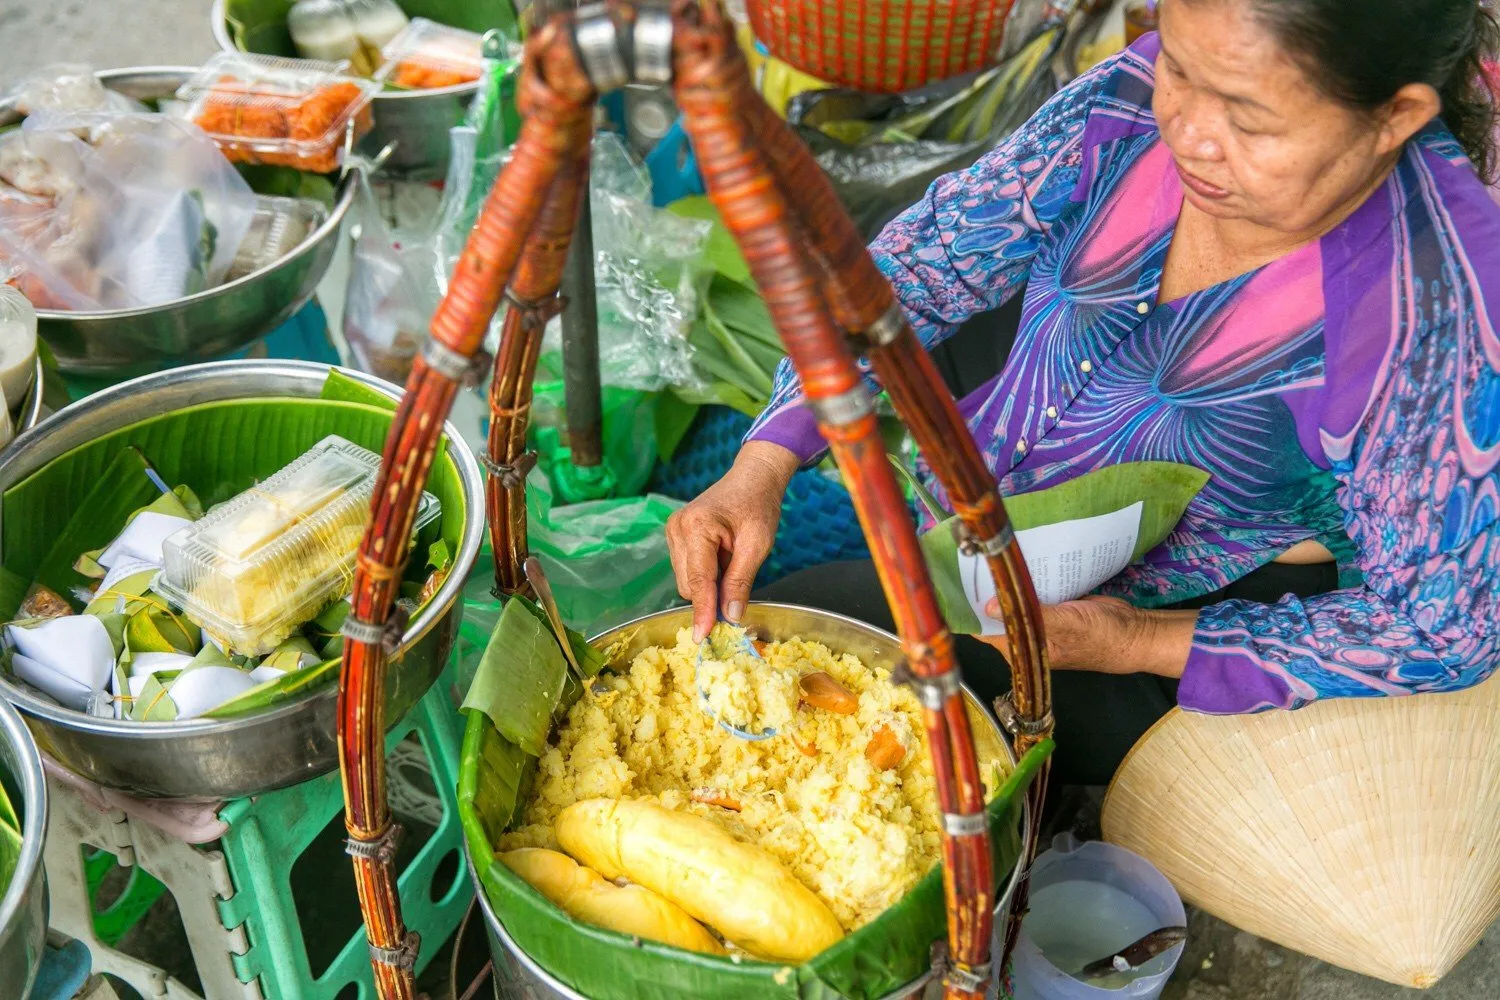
[555,798,845,962]
[500,848,723,955]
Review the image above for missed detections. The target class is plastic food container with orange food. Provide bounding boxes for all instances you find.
[376,18,484,91]
[178,53,377,174]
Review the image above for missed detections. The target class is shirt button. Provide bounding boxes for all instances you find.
[1136,301,1150,315]
[1016,439,1028,455]
[1046,405,1058,418]
[1080,360,1093,373]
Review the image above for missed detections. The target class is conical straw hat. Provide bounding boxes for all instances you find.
[1101,675,1500,989]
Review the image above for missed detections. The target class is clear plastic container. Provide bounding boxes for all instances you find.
[377,18,484,90]
[154,435,440,654]
[178,53,378,174]
[226,195,327,281]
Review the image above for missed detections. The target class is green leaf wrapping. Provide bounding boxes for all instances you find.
[201,658,341,719]
[458,652,1052,1000]
[916,462,1211,634]
[461,598,568,758]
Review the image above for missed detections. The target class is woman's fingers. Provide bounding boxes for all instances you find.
[719,525,770,624]
[666,509,724,641]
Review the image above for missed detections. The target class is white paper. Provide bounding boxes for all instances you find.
[11,652,92,710]
[96,512,192,570]
[960,502,1144,636]
[248,665,287,685]
[6,615,117,693]
[95,560,159,607]
[167,666,259,720]
[128,651,195,678]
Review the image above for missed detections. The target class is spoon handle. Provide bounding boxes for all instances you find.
[523,555,583,677]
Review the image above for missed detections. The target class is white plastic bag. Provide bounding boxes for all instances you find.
[5,65,146,118]
[0,112,256,310]
[342,172,439,383]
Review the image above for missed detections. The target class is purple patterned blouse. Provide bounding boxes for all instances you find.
[745,36,1500,714]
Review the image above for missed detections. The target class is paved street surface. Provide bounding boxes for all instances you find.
[0,1,1495,997]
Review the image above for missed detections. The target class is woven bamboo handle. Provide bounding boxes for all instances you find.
[338,21,594,997]
[672,3,1003,994]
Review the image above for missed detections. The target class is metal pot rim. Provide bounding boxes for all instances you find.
[0,359,485,738]
[470,601,1034,1000]
[0,696,44,952]
[209,0,480,101]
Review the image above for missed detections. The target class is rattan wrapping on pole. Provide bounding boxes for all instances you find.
[1102,677,1500,989]
[340,3,1052,997]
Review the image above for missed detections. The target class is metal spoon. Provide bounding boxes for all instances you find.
[695,623,777,741]
[523,556,583,678]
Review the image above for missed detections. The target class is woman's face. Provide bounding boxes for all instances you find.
[1153,0,1417,234]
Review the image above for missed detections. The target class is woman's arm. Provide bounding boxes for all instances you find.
[744,56,1119,463]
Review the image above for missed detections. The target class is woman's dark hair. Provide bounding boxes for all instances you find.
[1246,0,1500,181]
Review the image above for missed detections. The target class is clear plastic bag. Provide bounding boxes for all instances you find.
[539,131,709,391]
[0,112,256,310]
[342,171,439,383]
[5,65,145,118]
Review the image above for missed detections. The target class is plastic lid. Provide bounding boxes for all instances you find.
[376,18,485,90]
[227,195,326,281]
[178,53,377,169]
[154,435,439,655]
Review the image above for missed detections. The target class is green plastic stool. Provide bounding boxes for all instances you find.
[217,670,471,999]
[84,850,166,947]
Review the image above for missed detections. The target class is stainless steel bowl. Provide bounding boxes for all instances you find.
[0,67,357,377]
[0,695,47,999]
[211,0,478,181]
[474,602,1031,1000]
[0,360,485,800]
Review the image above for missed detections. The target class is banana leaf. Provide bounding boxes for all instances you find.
[201,657,341,719]
[461,597,565,757]
[0,794,20,901]
[124,603,201,656]
[82,569,155,617]
[917,462,1211,634]
[667,197,751,286]
[703,297,774,398]
[129,673,180,722]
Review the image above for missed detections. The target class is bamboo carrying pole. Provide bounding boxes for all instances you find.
[340,3,1052,997]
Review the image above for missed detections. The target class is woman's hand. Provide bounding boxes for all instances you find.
[666,442,799,641]
[980,595,1197,677]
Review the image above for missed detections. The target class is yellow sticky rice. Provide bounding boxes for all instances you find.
[501,627,1007,931]
[695,628,798,734]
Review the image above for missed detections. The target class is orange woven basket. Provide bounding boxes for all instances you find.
[746,0,1017,93]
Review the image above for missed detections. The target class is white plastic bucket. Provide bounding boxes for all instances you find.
[1011,834,1186,1000]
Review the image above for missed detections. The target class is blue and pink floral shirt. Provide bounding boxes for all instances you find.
[745,36,1500,714]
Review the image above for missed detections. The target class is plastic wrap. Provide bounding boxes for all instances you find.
[4,65,145,118]
[540,132,708,391]
[0,112,257,311]
[343,172,439,383]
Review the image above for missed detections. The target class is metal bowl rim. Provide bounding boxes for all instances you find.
[14,66,359,324]
[209,0,480,101]
[470,601,1033,1000]
[0,695,45,948]
[0,359,485,738]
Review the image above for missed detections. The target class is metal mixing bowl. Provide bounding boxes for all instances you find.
[0,360,485,800]
[211,0,478,181]
[0,695,47,999]
[474,602,1031,1000]
[0,67,357,377]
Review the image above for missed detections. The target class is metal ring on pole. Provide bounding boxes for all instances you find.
[809,386,875,427]
[571,4,630,91]
[632,5,674,84]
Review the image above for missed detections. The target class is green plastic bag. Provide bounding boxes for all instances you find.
[530,379,660,501]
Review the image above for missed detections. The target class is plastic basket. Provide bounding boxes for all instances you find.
[745,0,1016,92]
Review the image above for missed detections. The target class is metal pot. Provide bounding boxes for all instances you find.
[210,0,478,182]
[472,602,1032,1000]
[0,68,357,378]
[0,695,47,999]
[0,360,485,801]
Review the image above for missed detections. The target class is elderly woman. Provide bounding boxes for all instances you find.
[666,0,1500,784]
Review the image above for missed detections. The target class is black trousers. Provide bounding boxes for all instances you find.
[754,559,1338,786]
